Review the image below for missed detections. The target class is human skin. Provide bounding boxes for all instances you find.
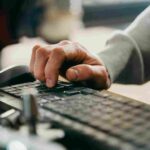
[30,40,111,90]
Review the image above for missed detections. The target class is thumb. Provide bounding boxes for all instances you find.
[66,64,111,89]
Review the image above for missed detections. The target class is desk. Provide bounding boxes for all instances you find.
[1,27,150,104]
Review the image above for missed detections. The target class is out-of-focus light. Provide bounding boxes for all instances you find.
[7,141,28,150]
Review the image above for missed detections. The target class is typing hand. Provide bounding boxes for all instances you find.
[30,40,111,89]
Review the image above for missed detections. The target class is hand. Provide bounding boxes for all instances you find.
[30,40,111,89]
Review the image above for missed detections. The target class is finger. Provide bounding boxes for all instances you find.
[45,46,66,88]
[66,64,110,89]
[30,45,41,74]
[34,47,49,81]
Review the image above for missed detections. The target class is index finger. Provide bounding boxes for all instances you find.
[45,46,66,87]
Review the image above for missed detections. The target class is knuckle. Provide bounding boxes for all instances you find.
[36,47,45,53]
[52,47,65,56]
[73,41,82,48]
[75,42,88,53]
[32,45,40,53]
[72,42,86,54]
[36,48,47,58]
[59,40,71,45]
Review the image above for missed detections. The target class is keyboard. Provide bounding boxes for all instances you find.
[0,81,150,150]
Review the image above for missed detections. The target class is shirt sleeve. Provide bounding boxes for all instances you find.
[98,6,150,84]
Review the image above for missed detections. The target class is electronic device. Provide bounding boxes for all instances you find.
[0,65,35,87]
[0,66,149,150]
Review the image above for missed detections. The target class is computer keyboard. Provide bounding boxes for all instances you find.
[0,81,150,150]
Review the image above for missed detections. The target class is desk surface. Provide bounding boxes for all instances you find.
[1,27,150,104]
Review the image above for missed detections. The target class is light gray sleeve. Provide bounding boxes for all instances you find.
[98,6,150,84]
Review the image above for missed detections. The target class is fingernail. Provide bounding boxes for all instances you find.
[46,79,54,88]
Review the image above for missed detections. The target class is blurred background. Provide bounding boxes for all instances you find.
[0,0,150,102]
[0,0,149,47]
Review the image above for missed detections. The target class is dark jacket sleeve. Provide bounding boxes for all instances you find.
[98,6,150,84]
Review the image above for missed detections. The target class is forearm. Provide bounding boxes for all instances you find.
[125,6,150,81]
[98,6,150,84]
